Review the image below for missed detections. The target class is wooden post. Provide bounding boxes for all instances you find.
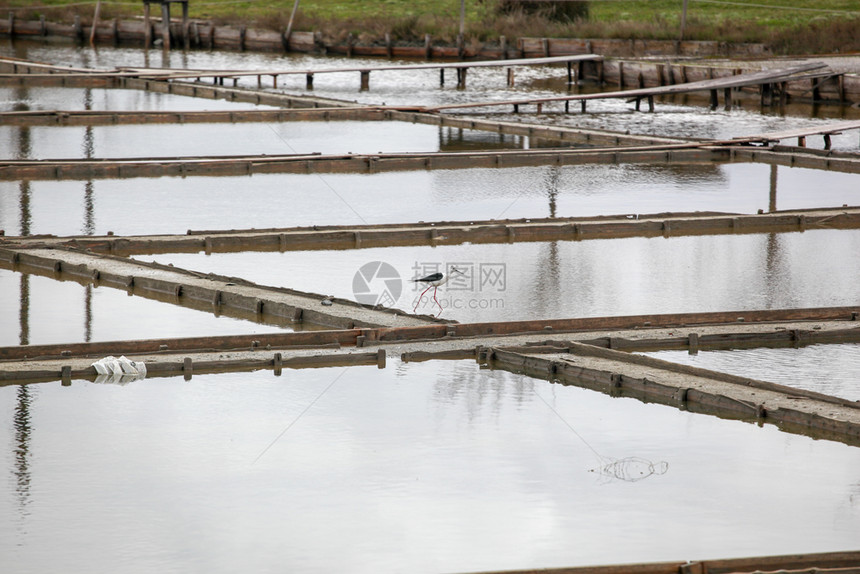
[648,95,654,112]
[7,12,13,40]
[424,34,432,59]
[798,135,806,147]
[456,67,467,89]
[823,133,832,150]
[581,100,587,113]
[90,0,101,46]
[74,15,83,43]
[182,1,190,50]
[385,33,392,58]
[542,38,550,57]
[724,87,732,109]
[160,1,171,50]
[306,72,314,89]
[618,61,624,89]
[507,68,514,87]
[347,33,354,57]
[284,0,300,51]
[360,70,370,91]
[500,36,507,60]
[144,2,152,49]
[440,68,445,87]
[709,89,718,109]
[111,18,119,45]
[680,0,689,41]
[567,61,572,85]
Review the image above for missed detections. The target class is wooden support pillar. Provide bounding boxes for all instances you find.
[500,35,507,59]
[160,1,171,50]
[182,0,189,50]
[581,100,586,113]
[424,34,432,59]
[440,68,445,87]
[824,133,832,150]
[360,70,370,91]
[812,78,821,102]
[838,74,846,103]
[567,61,573,85]
[617,61,624,89]
[506,68,514,87]
[536,103,542,114]
[513,103,519,114]
[74,15,83,42]
[239,26,246,51]
[637,71,644,89]
[306,73,314,90]
[111,18,119,45]
[542,38,550,57]
[272,74,277,89]
[779,82,788,108]
[143,2,152,48]
[385,33,392,58]
[647,95,654,113]
[635,98,641,112]
[456,67,467,89]
[257,75,262,88]
[564,100,569,114]
[656,64,665,86]
[723,87,732,110]
[797,135,806,147]
[578,60,585,83]
[346,33,354,57]
[7,12,14,40]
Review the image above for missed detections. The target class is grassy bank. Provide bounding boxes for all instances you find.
[6,0,860,54]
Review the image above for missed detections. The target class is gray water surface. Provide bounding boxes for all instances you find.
[2,362,859,574]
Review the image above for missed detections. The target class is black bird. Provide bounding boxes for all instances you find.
[412,267,463,315]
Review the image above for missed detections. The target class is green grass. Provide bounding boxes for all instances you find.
[7,0,860,53]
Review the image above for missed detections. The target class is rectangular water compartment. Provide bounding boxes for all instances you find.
[1,359,858,573]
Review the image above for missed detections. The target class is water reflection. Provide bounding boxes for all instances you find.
[12,385,33,515]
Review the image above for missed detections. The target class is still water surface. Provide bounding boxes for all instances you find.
[645,344,860,403]
[2,362,859,573]
[1,42,859,571]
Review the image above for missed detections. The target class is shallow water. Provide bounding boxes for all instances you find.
[141,229,860,324]
[2,41,860,572]
[0,269,291,347]
[1,163,857,237]
[644,344,860,403]
[1,362,859,574]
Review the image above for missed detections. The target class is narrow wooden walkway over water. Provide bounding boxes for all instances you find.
[124,54,604,90]
[423,62,829,113]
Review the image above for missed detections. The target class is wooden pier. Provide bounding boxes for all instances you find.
[126,54,603,90]
[424,62,829,113]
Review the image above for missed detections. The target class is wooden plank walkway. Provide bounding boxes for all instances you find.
[124,54,603,89]
[732,119,860,149]
[423,62,829,112]
[7,206,859,255]
[0,246,441,330]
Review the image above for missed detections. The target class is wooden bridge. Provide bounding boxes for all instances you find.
[423,61,830,113]
[123,53,603,90]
